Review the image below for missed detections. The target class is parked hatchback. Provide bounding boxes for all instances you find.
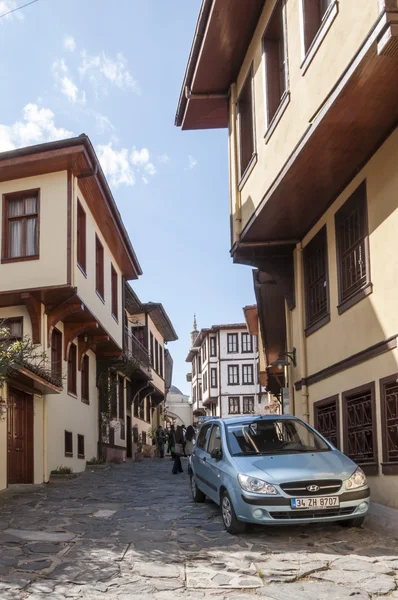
[189,415,370,534]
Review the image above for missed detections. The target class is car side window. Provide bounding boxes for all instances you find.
[197,424,212,450]
[208,425,222,453]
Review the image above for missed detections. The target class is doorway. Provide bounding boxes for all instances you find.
[126,415,132,458]
[7,387,34,484]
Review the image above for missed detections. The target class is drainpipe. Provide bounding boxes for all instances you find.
[42,394,47,482]
[285,300,295,416]
[296,243,309,422]
[230,83,242,243]
[185,87,229,101]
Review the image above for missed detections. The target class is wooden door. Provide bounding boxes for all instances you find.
[7,388,34,484]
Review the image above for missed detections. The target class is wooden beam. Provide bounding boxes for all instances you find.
[78,335,109,370]
[64,322,98,360]
[21,293,42,344]
[47,302,85,346]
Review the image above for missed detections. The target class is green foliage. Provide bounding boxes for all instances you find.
[86,456,105,465]
[51,466,73,475]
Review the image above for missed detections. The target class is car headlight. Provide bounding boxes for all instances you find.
[346,467,367,490]
[238,474,278,495]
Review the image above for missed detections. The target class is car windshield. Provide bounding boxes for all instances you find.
[226,419,330,456]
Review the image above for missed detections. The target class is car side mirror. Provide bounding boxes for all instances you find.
[210,448,222,460]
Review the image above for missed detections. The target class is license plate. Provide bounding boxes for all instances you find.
[291,496,340,509]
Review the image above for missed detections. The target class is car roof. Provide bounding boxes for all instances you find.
[198,414,300,427]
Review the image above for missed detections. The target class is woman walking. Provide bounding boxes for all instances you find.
[156,425,166,458]
[184,425,195,457]
[172,425,185,474]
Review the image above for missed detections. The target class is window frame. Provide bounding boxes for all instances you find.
[228,397,240,415]
[95,234,105,301]
[210,336,217,357]
[67,343,77,396]
[2,188,40,264]
[77,434,85,459]
[64,430,73,457]
[51,328,63,381]
[111,264,118,321]
[76,199,86,275]
[210,367,218,388]
[243,396,255,414]
[0,317,23,341]
[314,395,340,450]
[300,0,338,74]
[228,364,239,386]
[227,333,239,354]
[202,340,207,362]
[342,382,378,475]
[335,180,372,315]
[303,225,330,336]
[241,333,253,353]
[237,65,257,185]
[380,374,398,475]
[242,364,254,385]
[81,354,89,404]
[203,368,208,393]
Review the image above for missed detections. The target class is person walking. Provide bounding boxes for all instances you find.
[184,425,195,457]
[172,425,185,474]
[167,424,175,459]
[156,425,166,458]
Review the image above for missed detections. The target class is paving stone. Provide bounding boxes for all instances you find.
[18,558,53,570]
[330,555,397,573]
[255,582,370,599]
[27,580,57,593]
[4,529,75,542]
[24,542,62,554]
[131,561,183,578]
[312,569,395,594]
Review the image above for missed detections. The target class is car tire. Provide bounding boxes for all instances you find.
[221,490,246,535]
[340,516,366,528]
[190,475,206,503]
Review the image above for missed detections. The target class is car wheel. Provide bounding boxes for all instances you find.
[190,475,205,503]
[340,516,365,528]
[221,491,246,534]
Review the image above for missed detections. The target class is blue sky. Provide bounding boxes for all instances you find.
[0,0,255,394]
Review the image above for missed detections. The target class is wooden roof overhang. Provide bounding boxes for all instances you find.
[243,305,259,336]
[175,0,265,130]
[234,11,398,255]
[0,135,142,280]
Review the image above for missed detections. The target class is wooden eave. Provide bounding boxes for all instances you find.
[175,0,265,130]
[236,11,398,247]
[243,305,259,336]
[141,303,178,343]
[0,135,142,280]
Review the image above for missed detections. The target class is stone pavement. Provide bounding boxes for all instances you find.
[0,458,397,600]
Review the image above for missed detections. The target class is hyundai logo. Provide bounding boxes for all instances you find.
[307,485,320,492]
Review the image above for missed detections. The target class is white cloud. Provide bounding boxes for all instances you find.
[79,51,140,94]
[96,143,135,187]
[0,103,73,151]
[144,162,156,176]
[0,0,24,21]
[159,153,170,163]
[94,112,115,134]
[60,76,79,103]
[64,35,76,52]
[188,155,198,170]
[131,147,149,166]
[53,60,86,104]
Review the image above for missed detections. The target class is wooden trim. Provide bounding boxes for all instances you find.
[47,301,85,347]
[0,283,73,298]
[238,152,258,191]
[21,292,42,344]
[237,63,256,180]
[78,335,108,370]
[95,234,104,299]
[76,198,86,274]
[64,321,98,361]
[314,394,340,450]
[2,188,40,263]
[342,381,378,475]
[379,372,398,475]
[294,334,397,389]
[337,283,373,315]
[111,263,118,320]
[67,170,72,285]
[301,0,339,74]
[305,313,331,337]
[264,91,290,144]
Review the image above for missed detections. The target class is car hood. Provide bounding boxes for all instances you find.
[231,450,356,484]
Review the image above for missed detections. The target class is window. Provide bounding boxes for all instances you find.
[302,0,333,55]
[237,69,255,177]
[77,434,85,459]
[335,181,371,313]
[228,365,239,385]
[51,328,62,381]
[150,332,154,367]
[120,422,125,440]
[343,383,377,475]
[314,396,339,449]
[242,364,254,385]
[95,235,104,299]
[159,346,163,377]
[211,368,218,388]
[242,333,253,353]
[155,339,159,373]
[0,317,23,341]
[126,380,132,408]
[210,336,217,357]
[197,424,212,450]
[193,386,197,403]
[203,369,208,393]
[145,398,151,423]
[243,396,255,414]
[142,431,147,445]
[67,343,77,395]
[227,333,239,353]
[133,326,145,347]
[2,189,39,262]
[198,355,202,373]
[192,359,196,378]
[263,0,288,127]
[208,425,222,454]
[380,375,398,475]
[81,355,89,404]
[77,200,86,273]
[65,430,73,457]
[304,226,329,333]
[202,341,207,362]
[118,377,125,420]
[111,264,118,320]
[198,383,202,401]
[228,397,240,414]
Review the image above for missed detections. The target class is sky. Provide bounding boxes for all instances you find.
[0,0,255,394]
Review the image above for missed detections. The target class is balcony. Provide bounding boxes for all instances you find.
[124,328,151,376]
[186,372,192,382]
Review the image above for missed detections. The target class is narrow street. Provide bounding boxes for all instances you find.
[0,459,397,600]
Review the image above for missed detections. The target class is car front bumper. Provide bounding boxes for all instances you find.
[232,487,370,525]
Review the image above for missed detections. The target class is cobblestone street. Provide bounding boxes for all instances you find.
[0,459,397,600]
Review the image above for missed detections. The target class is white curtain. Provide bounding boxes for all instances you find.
[9,221,22,258]
[8,197,38,257]
[25,197,37,214]
[26,218,38,256]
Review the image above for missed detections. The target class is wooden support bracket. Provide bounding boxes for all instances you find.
[64,321,99,360]
[78,335,109,370]
[47,302,85,347]
[21,293,42,344]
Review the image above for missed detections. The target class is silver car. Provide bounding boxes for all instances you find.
[189,415,370,534]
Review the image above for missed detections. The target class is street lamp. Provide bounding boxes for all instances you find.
[269,348,297,370]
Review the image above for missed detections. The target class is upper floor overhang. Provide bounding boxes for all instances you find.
[233,10,398,253]
[243,305,259,337]
[175,0,265,130]
[0,135,142,281]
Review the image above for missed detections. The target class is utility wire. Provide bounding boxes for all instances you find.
[0,0,39,20]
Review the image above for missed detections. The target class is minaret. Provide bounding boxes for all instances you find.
[190,314,199,347]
